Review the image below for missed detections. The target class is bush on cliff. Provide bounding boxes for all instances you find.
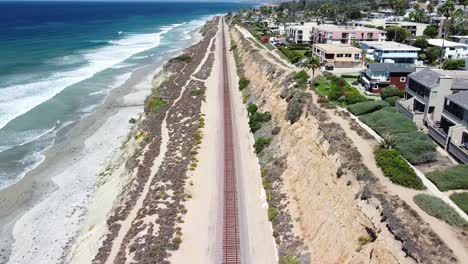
[286,91,310,124]
[375,148,425,189]
[239,77,250,91]
[247,103,271,133]
[293,70,310,85]
[170,54,191,63]
[347,100,388,116]
[148,97,168,111]
[254,137,271,153]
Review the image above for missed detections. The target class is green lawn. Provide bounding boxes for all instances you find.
[294,49,309,56]
[263,42,275,51]
[426,165,468,191]
[450,192,468,214]
[313,74,368,105]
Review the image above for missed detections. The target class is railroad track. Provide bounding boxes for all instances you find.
[221,19,241,264]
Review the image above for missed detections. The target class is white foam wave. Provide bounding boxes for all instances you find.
[0,24,177,131]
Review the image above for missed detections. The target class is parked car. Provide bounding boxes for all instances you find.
[325,65,334,71]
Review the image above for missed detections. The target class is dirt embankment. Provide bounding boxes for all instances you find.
[229,25,458,264]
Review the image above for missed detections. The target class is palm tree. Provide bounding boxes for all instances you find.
[304,55,321,79]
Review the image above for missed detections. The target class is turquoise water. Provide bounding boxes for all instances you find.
[0,1,253,188]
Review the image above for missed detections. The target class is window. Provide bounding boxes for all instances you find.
[400,77,406,82]
[444,99,465,121]
[345,53,352,58]
[337,54,344,57]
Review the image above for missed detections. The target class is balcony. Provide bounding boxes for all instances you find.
[396,98,424,124]
[428,122,448,147]
[447,141,468,164]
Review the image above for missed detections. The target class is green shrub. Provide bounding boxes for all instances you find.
[384,96,400,106]
[375,149,425,189]
[414,194,468,229]
[239,77,250,91]
[129,118,137,124]
[170,54,191,63]
[426,165,468,191]
[293,70,310,85]
[268,207,278,221]
[254,137,272,153]
[190,89,205,96]
[380,86,404,100]
[442,59,465,70]
[450,192,468,214]
[347,100,388,115]
[279,255,300,264]
[247,104,258,114]
[171,236,183,250]
[149,97,168,111]
[279,46,303,63]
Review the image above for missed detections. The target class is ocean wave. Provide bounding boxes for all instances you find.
[0,24,177,131]
[0,124,58,154]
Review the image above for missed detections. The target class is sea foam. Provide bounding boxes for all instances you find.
[0,24,179,132]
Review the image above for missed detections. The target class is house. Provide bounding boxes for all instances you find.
[310,25,386,45]
[360,63,416,93]
[360,41,420,64]
[286,22,316,44]
[427,39,468,59]
[452,36,468,45]
[396,68,468,126]
[384,21,429,37]
[313,44,362,68]
[428,91,468,163]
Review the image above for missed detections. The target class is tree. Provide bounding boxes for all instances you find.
[386,27,408,43]
[346,7,362,20]
[304,55,321,79]
[427,2,435,13]
[423,25,439,38]
[459,0,468,11]
[426,47,442,64]
[413,36,428,50]
[442,59,465,70]
[319,3,337,21]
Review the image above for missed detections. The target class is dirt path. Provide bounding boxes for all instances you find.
[312,94,468,261]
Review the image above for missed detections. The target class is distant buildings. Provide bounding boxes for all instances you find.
[353,19,429,37]
[427,39,468,59]
[360,63,415,92]
[452,36,468,45]
[360,41,421,64]
[313,44,362,68]
[286,22,316,44]
[310,25,386,45]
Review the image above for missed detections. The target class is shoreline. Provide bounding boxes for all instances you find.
[0,25,205,264]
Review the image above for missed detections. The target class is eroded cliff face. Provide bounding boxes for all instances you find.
[229,26,456,264]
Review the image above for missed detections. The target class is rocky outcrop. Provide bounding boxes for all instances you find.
[229,26,457,264]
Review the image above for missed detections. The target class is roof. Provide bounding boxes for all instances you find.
[366,63,415,73]
[360,41,420,51]
[314,44,361,53]
[408,68,443,89]
[428,39,468,47]
[313,24,385,33]
[446,90,468,110]
[409,68,468,90]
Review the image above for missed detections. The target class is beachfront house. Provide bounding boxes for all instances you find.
[428,90,468,163]
[360,63,415,93]
[360,41,420,64]
[310,25,386,45]
[427,39,468,60]
[313,44,362,69]
[397,69,468,162]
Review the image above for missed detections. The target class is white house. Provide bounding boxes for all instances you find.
[360,41,421,64]
[452,36,468,45]
[428,39,468,59]
[286,22,317,44]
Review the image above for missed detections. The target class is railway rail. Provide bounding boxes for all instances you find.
[221,19,241,264]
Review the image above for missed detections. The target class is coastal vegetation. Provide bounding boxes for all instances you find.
[414,194,468,229]
[347,100,388,116]
[148,97,168,111]
[254,137,272,154]
[293,70,309,85]
[238,77,250,91]
[426,165,468,191]
[375,148,425,190]
[169,54,192,63]
[313,73,367,105]
[450,192,468,214]
[247,103,272,133]
[359,107,436,164]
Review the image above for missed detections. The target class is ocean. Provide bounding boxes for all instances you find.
[0,1,254,189]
